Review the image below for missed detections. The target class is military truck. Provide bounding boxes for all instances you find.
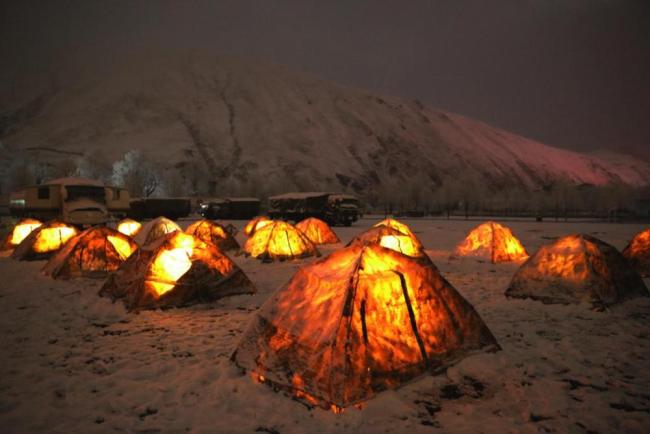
[327,194,362,224]
[9,177,130,225]
[199,197,261,220]
[268,192,360,226]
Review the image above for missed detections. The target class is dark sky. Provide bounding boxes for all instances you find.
[1,0,649,157]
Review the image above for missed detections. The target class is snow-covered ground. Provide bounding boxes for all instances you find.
[0,217,649,434]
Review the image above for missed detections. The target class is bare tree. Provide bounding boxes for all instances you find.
[31,162,50,184]
[456,171,483,219]
[77,149,113,182]
[433,176,460,219]
[51,158,78,178]
[596,182,634,221]
[3,158,36,192]
[112,151,161,197]
[161,169,187,197]
[550,180,569,221]
[406,178,426,212]
[380,180,402,215]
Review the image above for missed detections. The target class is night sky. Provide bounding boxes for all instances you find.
[1,0,649,157]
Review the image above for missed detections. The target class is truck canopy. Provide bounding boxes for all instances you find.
[269,192,330,212]
[268,192,331,201]
[226,197,261,203]
[44,177,105,187]
[329,194,358,201]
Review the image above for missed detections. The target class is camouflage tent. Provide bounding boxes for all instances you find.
[101,231,255,310]
[43,226,137,279]
[506,234,648,307]
[233,243,499,408]
[622,228,650,277]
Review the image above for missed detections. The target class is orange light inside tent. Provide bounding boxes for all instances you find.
[533,235,606,282]
[254,219,272,233]
[188,221,228,241]
[379,235,423,257]
[456,222,528,263]
[373,219,415,238]
[244,221,315,259]
[355,248,429,372]
[370,219,423,253]
[242,242,496,413]
[502,234,526,259]
[9,220,42,245]
[627,229,650,258]
[295,218,339,245]
[33,226,78,253]
[252,373,266,383]
[456,224,491,255]
[298,224,324,244]
[291,374,320,405]
[244,217,272,236]
[212,225,227,239]
[147,233,195,296]
[258,244,441,409]
[117,220,141,237]
[107,235,136,260]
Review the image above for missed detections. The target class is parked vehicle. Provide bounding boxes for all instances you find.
[127,198,191,220]
[268,192,360,226]
[326,194,362,225]
[200,197,261,220]
[9,177,129,225]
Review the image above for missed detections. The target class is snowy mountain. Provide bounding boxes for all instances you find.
[1,53,648,200]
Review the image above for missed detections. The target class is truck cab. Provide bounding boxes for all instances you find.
[326,194,361,226]
[9,177,129,226]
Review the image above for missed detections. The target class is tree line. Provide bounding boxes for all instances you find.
[1,148,647,220]
[378,172,646,220]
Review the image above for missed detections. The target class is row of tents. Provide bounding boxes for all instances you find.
[1,216,649,410]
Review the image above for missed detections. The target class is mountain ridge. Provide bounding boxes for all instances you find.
[1,53,648,201]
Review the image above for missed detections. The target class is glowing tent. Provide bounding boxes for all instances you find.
[134,216,181,246]
[233,243,499,409]
[244,216,272,236]
[100,231,256,310]
[1,219,43,251]
[43,227,137,279]
[622,228,650,277]
[244,221,319,261]
[506,234,648,307]
[348,225,425,259]
[455,221,528,263]
[295,217,340,245]
[11,221,79,261]
[185,219,240,251]
[244,216,272,237]
[373,218,418,239]
[116,218,142,237]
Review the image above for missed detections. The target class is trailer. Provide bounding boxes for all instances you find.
[200,197,261,220]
